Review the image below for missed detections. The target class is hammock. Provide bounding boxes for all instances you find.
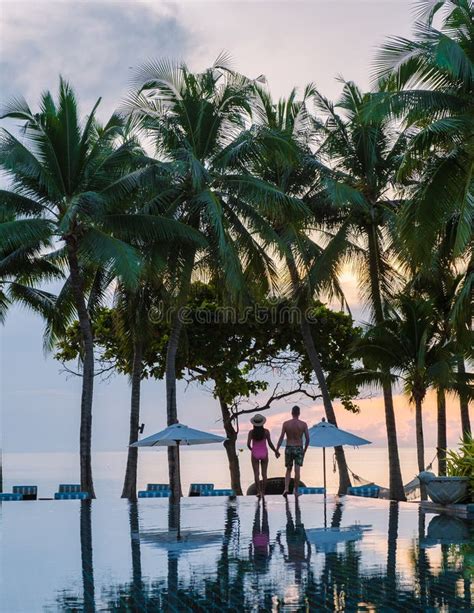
[344,453,437,500]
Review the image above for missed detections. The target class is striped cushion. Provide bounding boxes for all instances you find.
[0,493,23,501]
[146,484,170,492]
[347,486,380,498]
[58,484,81,493]
[200,489,234,496]
[54,492,90,500]
[299,487,325,495]
[138,490,170,498]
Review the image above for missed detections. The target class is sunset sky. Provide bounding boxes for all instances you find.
[1,1,470,455]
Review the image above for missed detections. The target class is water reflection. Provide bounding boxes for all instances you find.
[249,500,273,573]
[48,497,473,611]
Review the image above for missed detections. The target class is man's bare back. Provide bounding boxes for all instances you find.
[282,418,308,446]
[276,406,310,497]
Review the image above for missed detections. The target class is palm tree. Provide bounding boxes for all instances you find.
[408,230,473,472]
[238,84,353,493]
[373,0,473,283]
[358,294,458,498]
[0,79,197,496]
[117,282,157,499]
[311,81,408,500]
[126,57,301,499]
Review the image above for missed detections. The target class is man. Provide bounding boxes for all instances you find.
[276,405,310,497]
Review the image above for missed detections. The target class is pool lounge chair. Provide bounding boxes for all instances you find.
[138,490,170,498]
[188,483,214,496]
[0,493,23,501]
[298,487,325,495]
[200,489,235,496]
[54,492,90,500]
[54,484,90,500]
[138,483,170,497]
[12,485,38,500]
[58,484,81,493]
[347,485,380,498]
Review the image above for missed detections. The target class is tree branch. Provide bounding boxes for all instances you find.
[231,381,322,420]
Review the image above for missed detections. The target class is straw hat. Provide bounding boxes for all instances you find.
[250,414,266,426]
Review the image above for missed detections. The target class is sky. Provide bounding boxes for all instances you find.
[0,1,471,455]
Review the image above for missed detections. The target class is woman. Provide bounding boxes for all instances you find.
[247,414,280,498]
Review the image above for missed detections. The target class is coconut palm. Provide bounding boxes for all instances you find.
[0,79,200,496]
[126,57,303,499]
[309,81,409,500]
[0,209,64,324]
[373,0,473,268]
[234,84,353,493]
[357,294,460,498]
[408,229,473,471]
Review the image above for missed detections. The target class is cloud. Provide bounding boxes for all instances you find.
[0,1,195,120]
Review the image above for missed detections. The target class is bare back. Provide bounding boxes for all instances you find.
[283,418,308,446]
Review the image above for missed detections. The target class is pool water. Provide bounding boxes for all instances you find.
[1,495,472,611]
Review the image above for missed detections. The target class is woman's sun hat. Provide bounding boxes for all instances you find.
[250,414,266,426]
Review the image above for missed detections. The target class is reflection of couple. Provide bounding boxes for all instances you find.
[249,499,311,577]
[247,405,310,498]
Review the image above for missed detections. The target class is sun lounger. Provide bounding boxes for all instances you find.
[200,489,234,496]
[58,484,82,493]
[298,487,325,495]
[12,485,38,500]
[188,483,214,496]
[146,484,170,492]
[347,485,380,498]
[54,492,90,500]
[138,490,170,498]
[0,493,23,501]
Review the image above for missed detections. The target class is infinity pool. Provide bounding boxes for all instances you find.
[1,495,472,611]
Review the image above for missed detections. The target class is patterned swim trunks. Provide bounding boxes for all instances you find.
[285,445,304,468]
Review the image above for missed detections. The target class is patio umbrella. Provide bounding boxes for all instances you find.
[131,422,226,499]
[308,418,371,493]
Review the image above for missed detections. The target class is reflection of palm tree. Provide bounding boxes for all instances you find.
[128,500,146,611]
[386,501,399,600]
[80,500,96,613]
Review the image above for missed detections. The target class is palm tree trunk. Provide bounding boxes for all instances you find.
[367,225,406,501]
[165,252,196,501]
[437,388,447,476]
[415,395,427,500]
[286,253,351,494]
[166,313,184,501]
[382,381,406,501]
[458,358,472,438]
[67,243,96,498]
[218,397,243,495]
[121,341,143,499]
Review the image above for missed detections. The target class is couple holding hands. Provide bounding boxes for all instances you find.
[247,405,310,499]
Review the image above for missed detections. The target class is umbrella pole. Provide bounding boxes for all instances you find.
[323,447,327,529]
[323,447,327,494]
[176,440,181,500]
